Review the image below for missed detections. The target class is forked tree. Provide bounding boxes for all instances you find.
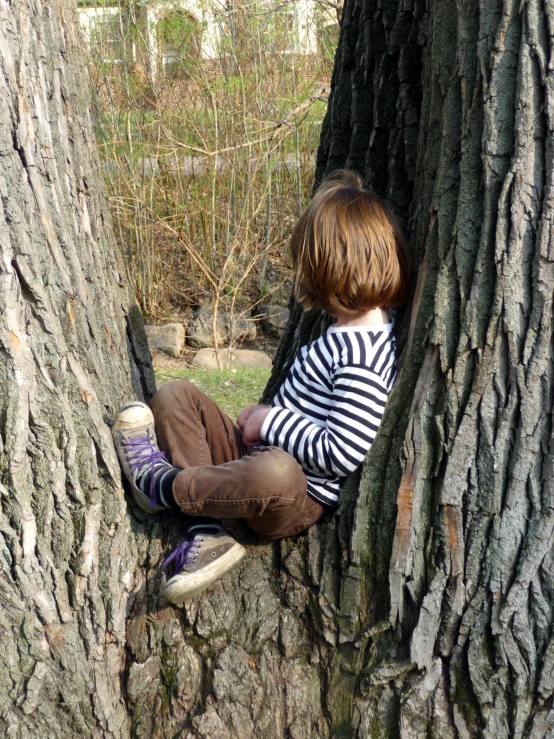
[0,0,553,737]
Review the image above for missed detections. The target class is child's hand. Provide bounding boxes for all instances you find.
[237,404,270,431]
[241,408,271,446]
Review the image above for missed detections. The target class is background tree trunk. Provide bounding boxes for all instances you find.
[2,0,554,738]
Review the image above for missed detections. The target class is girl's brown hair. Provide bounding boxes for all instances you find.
[289,170,411,316]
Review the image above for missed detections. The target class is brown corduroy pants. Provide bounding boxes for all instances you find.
[149,380,327,541]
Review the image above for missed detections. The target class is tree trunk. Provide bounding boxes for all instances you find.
[0,0,157,735]
[2,0,554,737]
[266,0,554,736]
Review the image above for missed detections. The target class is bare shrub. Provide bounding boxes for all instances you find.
[82,0,338,360]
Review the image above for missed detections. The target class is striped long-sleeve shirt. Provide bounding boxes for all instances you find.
[260,323,397,507]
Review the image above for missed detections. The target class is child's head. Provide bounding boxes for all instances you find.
[289,170,410,316]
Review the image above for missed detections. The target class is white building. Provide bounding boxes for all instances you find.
[78,0,331,76]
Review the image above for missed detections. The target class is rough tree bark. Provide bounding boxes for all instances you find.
[0,0,158,735]
[2,0,554,737]
[264,0,554,736]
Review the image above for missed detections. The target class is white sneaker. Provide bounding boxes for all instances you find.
[111,401,169,513]
[163,530,246,604]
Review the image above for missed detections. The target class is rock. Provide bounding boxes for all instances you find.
[188,309,227,349]
[192,348,272,370]
[228,316,257,344]
[144,323,185,357]
[187,307,256,349]
[258,305,290,337]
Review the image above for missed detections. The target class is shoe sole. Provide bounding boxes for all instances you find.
[130,485,165,514]
[163,543,247,604]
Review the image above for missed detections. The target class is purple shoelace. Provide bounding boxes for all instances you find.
[122,435,169,510]
[163,538,202,571]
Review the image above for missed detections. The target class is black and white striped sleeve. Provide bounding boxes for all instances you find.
[260,365,390,477]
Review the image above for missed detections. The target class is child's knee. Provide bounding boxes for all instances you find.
[150,380,195,418]
[253,448,306,497]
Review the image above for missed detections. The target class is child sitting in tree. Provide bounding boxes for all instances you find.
[112,170,410,605]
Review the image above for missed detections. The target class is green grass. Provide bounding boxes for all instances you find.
[155,368,271,422]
